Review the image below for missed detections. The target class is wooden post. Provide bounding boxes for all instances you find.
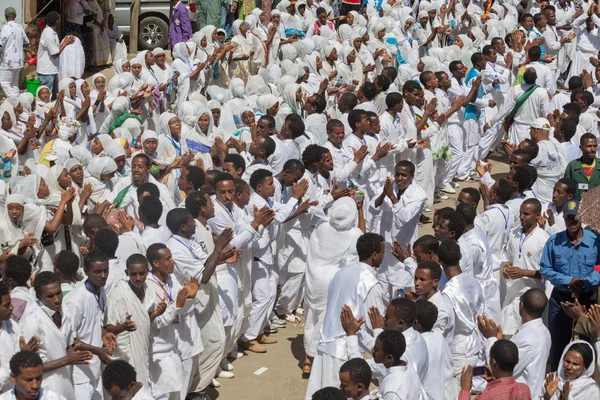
[130,0,141,54]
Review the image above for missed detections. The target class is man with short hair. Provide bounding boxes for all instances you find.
[564,133,600,200]
[3,350,65,399]
[0,7,29,97]
[414,300,446,400]
[338,358,373,400]
[36,11,74,98]
[102,359,152,399]
[458,340,531,399]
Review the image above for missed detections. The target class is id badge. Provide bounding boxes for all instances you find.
[175,18,181,26]
[578,183,589,191]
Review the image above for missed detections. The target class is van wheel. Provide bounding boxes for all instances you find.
[139,16,169,51]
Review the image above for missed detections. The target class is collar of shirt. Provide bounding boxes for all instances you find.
[557,229,597,249]
[359,262,377,277]
[485,376,517,389]
[518,317,544,333]
[39,303,57,319]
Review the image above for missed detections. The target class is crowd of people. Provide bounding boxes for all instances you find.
[2,0,600,399]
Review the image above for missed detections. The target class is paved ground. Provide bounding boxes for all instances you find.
[207,156,512,400]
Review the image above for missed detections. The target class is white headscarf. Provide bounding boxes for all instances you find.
[555,341,599,398]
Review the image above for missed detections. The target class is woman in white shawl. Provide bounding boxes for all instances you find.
[245,75,269,112]
[58,35,85,81]
[172,42,205,110]
[336,45,362,86]
[245,14,268,68]
[98,96,130,136]
[90,134,114,157]
[207,100,225,138]
[303,197,362,371]
[183,107,216,171]
[0,193,45,262]
[469,27,486,53]
[455,34,475,68]
[320,45,339,80]
[302,53,324,95]
[0,102,22,176]
[368,21,393,74]
[57,78,76,119]
[351,30,376,82]
[74,79,96,143]
[229,20,256,80]
[89,73,109,130]
[84,157,118,206]
[34,86,53,121]
[544,341,599,399]
[227,78,249,128]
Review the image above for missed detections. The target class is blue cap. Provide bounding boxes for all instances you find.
[564,200,579,216]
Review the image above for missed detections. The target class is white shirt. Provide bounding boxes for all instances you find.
[475,204,513,272]
[141,225,171,248]
[427,291,454,387]
[422,330,446,400]
[0,319,20,393]
[403,327,429,384]
[0,21,29,70]
[0,388,65,400]
[323,140,358,185]
[37,26,60,75]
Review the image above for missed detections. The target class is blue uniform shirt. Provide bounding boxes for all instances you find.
[540,229,600,292]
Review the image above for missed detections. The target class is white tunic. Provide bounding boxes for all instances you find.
[0,320,20,393]
[403,327,429,384]
[0,388,65,400]
[422,330,446,400]
[530,138,567,205]
[426,291,455,387]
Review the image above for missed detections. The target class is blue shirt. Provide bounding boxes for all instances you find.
[540,229,600,292]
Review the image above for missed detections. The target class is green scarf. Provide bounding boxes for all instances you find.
[107,113,142,136]
[502,84,539,132]
[113,184,132,208]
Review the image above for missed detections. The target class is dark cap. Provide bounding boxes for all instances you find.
[5,7,16,16]
[563,200,579,216]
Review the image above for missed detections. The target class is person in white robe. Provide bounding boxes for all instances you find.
[501,199,549,336]
[479,288,551,398]
[568,9,600,80]
[543,340,600,399]
[439,239,485,400]
[304,233,386,400]
[20,272,94,399]
[303,197,362,370]
[104,256,152,390]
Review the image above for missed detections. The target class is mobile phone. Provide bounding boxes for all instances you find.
[473,366,486,376]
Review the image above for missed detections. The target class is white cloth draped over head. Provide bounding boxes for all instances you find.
[178,101,199,129]
[99,96,130,135]
[158,112,178,138]
[13,174,51,206]
[190,106,215,147]
[257,94,279,114]
[420,55,444,72]
[113,58,129,75]
[554,341,599,399]
[34,85,53,116]
[84,156,118,204]
[0,193,46,251]
[118,118,141,144]
[17,92,35,119]
[94,134,114,156]
[107,139,127,160]
[45,166,83,228]
[305,196,362,311]
[69,144,93,168]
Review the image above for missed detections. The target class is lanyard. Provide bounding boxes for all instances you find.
[148,273,173,302]
[266,198,274,208]
[171,236,200,260]
[518,230,534,258]
[511,193,526,200]
[491,205,509,229]
[487,62,497,73]
[166,136,182,157]
[85,282,105,312]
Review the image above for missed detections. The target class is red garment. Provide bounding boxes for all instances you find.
[458,377,532,400]
[342,0,362,4]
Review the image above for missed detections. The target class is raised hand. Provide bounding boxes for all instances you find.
[122,313,137,332]
[214,227,234,252]
[340,304,364,336]
[19,336,40,352]
[352,144,369,163]
[67,342,94,365]
[368,306,385,330]
[292,178,309,199]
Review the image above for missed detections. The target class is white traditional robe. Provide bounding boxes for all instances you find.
[20,303,75,399]
[403,327,429,384]
[530,138,567,205]
[422,330,446,400]
[475,204,513,274]
[501,226,549,335]
[104,280,151,389]
[0,319,20,393]
[0,388,65,400]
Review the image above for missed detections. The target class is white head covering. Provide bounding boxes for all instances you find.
[178,101,199,128]
[555,341,598,398]
[158,113,178,138]
[87,157,118,180]
[113,58,129,75]
[257,94,279,114]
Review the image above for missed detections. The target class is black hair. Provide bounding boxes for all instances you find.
[326,119,344,133]
[377,329,406,365]
[250,168,274,191]
[521,288,547,319]
[572,89,595,107]
[416,260,442,281]
[0,281,8,298]
[311,387,346,400]
[316,6,327,15]
[282,159,306,175]
[339,358,372,388]
[544,4,555,12]
[3,256,32,286]
[375,75,391,92]
[395,160,415,176]
[437,239,461,265]
[557,177,577,196]
[521,138,539,160]
[258,114,276,130]
[512,165,531,193]
[562,102,581,121]
[560,117,578,142]
[390,297,416,325]
[356,233,385,262]
[482,44,494,56]
[9,350,42,376]
[94,228,119,258]
[285,114,306,140]
[566,343,594,369]
[526,165,538,189]
[185,165,206,190]
[511,148,531,164]
[456,202,477,225]
[567,76,583,91]
[471,52,484,66]
[83,213,108,232]
[528,46,541,61]
[132,153,151,167]
[435,71,448,82]
[439,210,466,239]
[83,249,108,271]
[302,144,328,168]
[413,234,439,255]
[139,196,163,225]
[491,37,504,47]
[382,66,398,80]
[520,12,533,22]
[45,11,60,26]
[212,172,235,190]
[490,340,519,372]
[136,182,159,198]
[460,187,481,206]
[33,271,60,298]
[146,243,167,264]
[102,359,137,391]
[402,80,422,94]
[533,13,545,26]
[340,92,358,109]
[185,190,209,218]
[419,71,435,86]
[166,208,192,234]
[234,178,249,195]
[54,250,79,278]
[126,253,148,270]
[522,198,542,213]
[224,153,247,174]
[360,82,378,100]
[495,179,514,204]
[312,94,327,114]
[414,299,438,332]
[580,132,597,146]
[348,109,368,132]
[523,68,537,85]
[449,60,463,73]
[386,92,403,110]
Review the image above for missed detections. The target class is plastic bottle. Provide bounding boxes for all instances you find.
[337,76,343,88]
[394,288,404,299]
[355,190,364,202]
